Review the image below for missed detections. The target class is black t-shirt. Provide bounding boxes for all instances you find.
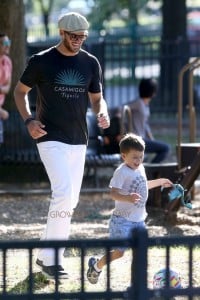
[20,47,103,145]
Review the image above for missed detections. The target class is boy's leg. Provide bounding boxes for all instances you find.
[87,249,124,284]
[87,214,127,284]
[97,249,124,269]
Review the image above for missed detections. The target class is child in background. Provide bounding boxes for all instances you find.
[0,34,12,144]
[130,78,170,163]
[87,132,173,284]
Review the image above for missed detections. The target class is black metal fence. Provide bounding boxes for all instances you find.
[0,111,47,183]
[27,38,200,113]
[1,228,200,299]
[1,38,199,181]
[91,39,200,113]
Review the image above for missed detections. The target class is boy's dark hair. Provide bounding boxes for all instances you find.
[0,33,6,38]
[119,133,145,153]
[139,78,157,98]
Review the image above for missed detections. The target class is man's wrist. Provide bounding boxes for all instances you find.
[24,117,35,126]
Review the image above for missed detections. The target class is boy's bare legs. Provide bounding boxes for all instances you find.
[97,249,124,269]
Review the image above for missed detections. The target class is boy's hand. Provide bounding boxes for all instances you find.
[160,178,173,188]
[127,192,141,204]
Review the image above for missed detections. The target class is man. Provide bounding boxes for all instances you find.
[14,12,110,278]
[129,78,170,163]
[0,34,12,143]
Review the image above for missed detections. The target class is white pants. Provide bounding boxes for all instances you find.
[36,141,86,266]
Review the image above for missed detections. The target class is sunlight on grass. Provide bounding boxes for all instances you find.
[8,272,49,294]
[0,245,199,296]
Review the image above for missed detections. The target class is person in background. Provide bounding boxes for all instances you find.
[0,33,12,143]
[14,12,110,278]
[87,132,173,284]
[103,107,122,154]
[129,78,170,163]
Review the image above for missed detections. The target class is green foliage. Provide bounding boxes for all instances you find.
[37,0,54,14]
[25,0,75,15]
[8,272,49,294]
[87,0,149,31]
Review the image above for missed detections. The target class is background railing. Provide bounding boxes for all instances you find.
[1,228,200,299]
[1,38,199,182]
[27,38,200,113]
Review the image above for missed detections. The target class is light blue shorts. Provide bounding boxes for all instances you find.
[109,214,145,251]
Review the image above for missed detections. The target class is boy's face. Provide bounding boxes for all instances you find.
[121,149,144,170]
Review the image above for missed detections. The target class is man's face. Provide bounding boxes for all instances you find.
[61,30,87,54]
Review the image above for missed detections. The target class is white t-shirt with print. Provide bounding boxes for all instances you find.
[109,163,148,222]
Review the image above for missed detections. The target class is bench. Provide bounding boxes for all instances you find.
[0,111,47,182]
[0,110,121,186]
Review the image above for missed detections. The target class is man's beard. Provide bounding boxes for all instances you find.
[63,39,81,54]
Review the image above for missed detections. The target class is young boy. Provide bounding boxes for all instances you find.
[87,133,173,284]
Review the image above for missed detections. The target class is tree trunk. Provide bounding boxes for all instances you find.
[38,0,54,38]
[158,0,189,112]
[0,0,26,110]
[162,0,187,40]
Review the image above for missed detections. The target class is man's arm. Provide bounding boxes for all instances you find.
[88,91,110,129]
[14,81,32,121]
[145,123,154,140]
[14,81,47,139]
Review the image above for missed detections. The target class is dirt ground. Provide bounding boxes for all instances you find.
[0,185,199,297]
[0,185,199,241]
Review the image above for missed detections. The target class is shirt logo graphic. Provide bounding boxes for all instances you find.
[55,69,85,86]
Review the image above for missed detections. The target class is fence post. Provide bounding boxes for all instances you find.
[130,227,148,300]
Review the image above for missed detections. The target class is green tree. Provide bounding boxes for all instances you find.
[87,0,147,31]
[88,0,188,110]
[37,0,54,37]
[25,0,72,38]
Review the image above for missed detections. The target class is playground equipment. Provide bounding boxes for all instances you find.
[121,58,200,212]
[167,57,200,212]
[121,104,133,134]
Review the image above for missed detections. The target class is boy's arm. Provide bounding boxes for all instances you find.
[110,187,141,204]
[148,178,173,190]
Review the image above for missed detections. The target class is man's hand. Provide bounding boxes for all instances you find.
[97,113,110,129]
[26,120,47,139]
